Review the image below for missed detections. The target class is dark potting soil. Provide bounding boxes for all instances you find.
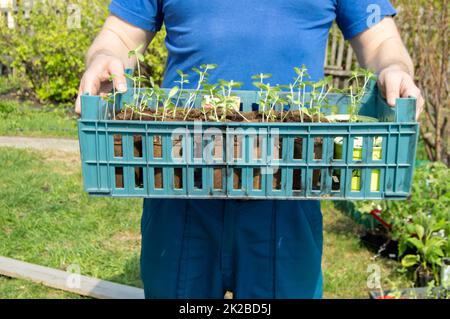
[115,109,330,123]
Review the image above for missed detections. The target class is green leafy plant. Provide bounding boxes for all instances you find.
[354,162,450,285]
[183,64,217,120]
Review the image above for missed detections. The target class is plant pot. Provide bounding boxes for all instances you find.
[416,267,435,287]
[334,136,382,191]
[359,230,399,259]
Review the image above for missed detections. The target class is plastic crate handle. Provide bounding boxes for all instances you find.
[376,88,417,123]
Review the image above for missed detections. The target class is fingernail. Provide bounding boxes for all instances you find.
[117,83,127,92]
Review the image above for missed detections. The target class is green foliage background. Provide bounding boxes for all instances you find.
[0,0,168,103]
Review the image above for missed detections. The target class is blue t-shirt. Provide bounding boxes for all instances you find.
[109,0,396,89]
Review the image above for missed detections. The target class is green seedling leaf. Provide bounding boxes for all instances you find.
[200,63,218,70]
[401,254,420,268]
[415,224,425,240]
[407,237,424,250]
[176,70,189,79]
[229,80,243,89]
[136,52,145,62]
[253,82,266,90]
[168,86,179,98]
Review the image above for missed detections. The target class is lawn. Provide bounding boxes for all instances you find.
[0,147,408,298]
[0,99,78,139]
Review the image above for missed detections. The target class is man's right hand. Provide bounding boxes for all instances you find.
[75,53,128,115]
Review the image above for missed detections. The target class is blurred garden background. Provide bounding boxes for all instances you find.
[0,0,448,298]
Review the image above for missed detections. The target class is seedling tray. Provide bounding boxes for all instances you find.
[78,85,419,200]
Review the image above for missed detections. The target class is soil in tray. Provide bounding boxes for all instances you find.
[115,108,329,123]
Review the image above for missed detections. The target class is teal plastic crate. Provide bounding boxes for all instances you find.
[78,83,419,200]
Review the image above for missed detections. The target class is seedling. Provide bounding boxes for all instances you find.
[347,68,376,122]
[173,70,189,118]
[183,64,218,120]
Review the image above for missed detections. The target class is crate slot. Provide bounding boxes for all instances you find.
[115,167,124,188]
[114,134,123,157]
[312,169,321,190]
[135,167,143,189]
[233,168,242,189]
[292,169,302,191]
[172,136,183,159]
[333,137,344,160]
[373,136,383,161]
[173,168,183,189]
[314,137,323,160]
[154,167,163,189]
[331,169,341,191]
[153,135,163,158]
[194,135,202,159]
[214,167,223,189]
[233,135,242,160]
[293,137,303,160]
[353,137,363,161]
[133,135,143,158]
[351,169,362,191]
[253,168,262,190]
[194,168,202,189]
[274,137,283,160]
[273,169,281,190]
[253,136,262,160]
[213,135,224,160]
[371,169,381,192]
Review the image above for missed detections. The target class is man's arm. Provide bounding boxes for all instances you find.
[75,15,154,114]
[350,17,424,119]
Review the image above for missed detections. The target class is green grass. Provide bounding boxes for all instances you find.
[0,76,21,96]
[0,99,78,138]
[321,201,409,298]
[0,147,407,298]
[0,147,142,297]
[0,276,84,299]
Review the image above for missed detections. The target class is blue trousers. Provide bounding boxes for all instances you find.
[140,199,323,299]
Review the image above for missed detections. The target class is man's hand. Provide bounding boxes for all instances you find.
[377,64,424,120]
[350,17,424,121]
[75,15,153,115]
[75,53,127,115]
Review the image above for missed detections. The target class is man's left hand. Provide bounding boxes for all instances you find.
[377,65,425,120]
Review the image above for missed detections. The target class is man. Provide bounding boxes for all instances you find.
[75,0,423,298]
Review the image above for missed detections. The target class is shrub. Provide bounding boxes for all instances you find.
[0,0,108,102]
[0,1,169,103]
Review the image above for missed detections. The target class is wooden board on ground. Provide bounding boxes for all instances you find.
[0,256,144,299]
